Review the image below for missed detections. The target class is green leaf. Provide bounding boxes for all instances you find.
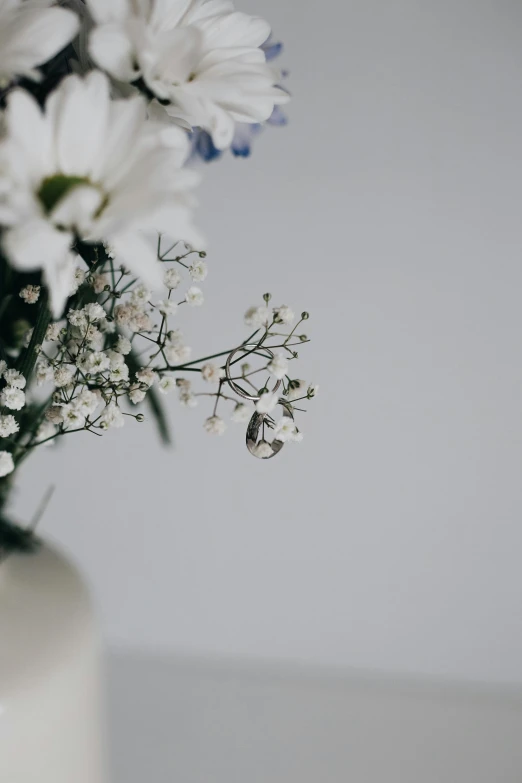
[15,289,51,382]
[0,517,39,555]
[146,385,172,446]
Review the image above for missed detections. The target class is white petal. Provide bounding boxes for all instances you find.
[194,12,270,49]
[44,253,77,318]
[92,95,147,186]
[0,7,79,78]
[144,26,202,94]
[50,185,103,235]
[89,22,138,82]
[153,201,205,250]
[2,219,72,273]
[108,231,163,290]
[149,0,192,32]
[5,89,50,183]
[55,71,111,177]
[204,100,236,149]
[181,1,234,26]
[85,0,130,24]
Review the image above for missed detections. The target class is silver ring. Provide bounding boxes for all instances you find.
[246,406,294,460]
[225,343,281,402]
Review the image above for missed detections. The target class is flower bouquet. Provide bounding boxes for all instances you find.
[0,0,317,555]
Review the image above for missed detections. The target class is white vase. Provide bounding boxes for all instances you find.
[0,542,108,783]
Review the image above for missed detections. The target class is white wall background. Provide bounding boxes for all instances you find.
[14,0,522,684]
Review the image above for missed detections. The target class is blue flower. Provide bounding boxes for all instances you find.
[192,130,223,162]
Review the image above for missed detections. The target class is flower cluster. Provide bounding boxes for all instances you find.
[0,0,311,552]
[86,0,289,150]
[0,0,288,321]
[0,251,315,476]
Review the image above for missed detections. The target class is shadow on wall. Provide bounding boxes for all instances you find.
[107,652,522,783]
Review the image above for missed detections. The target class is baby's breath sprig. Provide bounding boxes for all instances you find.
[0,248,316,546]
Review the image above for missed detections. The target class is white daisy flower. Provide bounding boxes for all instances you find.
[0,0,79,86]
[0,70,201,316]
[86,0,289,149]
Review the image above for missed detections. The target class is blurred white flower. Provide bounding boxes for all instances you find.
[129,386,146,404]
[253,440,272,458]
[131,285,151,305]
[36,358,54,386]
[19,284,40,304]
[0,0,79,85]
[73,389,100,417]
[285,379,307,402]
[92,272,110,293]
[0,71,201,316]
[203,415,226,435]
[164,267,182,289]
[3,369,26,389]
[158,376,175,394]
[185,286,203,306]
[255,391,278,414]
[115,335,132,355]
[100,402,125,429]
[157,299,178,317]
[267,352,288,380]
[83,302,105,322]
[136,367,156,387]
[34,420,57,446]
[70,265,86,294]
[86,0,289,149]
[188,259,207,281]
[179,388,198,407]
[0,386,25,410]
[273,305,294,324]
[244,305,270,328]
[54,365,75,388]
[45,405,64,425]
[201,362,223,383]
[0,451,14,477]
[231,403,251,423]
[272,417,301,443]
[60,404,85,430]
[0,415,19,438]
[110,363,129,382]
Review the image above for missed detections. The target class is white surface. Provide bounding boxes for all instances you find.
[108,653,522,783]
[0,546,107,783]
[13,0,522,682]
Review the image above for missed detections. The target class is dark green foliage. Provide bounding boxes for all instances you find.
[0,517,39,555]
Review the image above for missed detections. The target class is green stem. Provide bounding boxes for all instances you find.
[16,290,51,383]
